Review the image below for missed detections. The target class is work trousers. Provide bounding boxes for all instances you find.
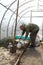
[30,28,39,46]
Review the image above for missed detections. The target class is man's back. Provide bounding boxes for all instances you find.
[25,23,39,32]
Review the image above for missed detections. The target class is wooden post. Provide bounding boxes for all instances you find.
[13,0,19,44]
[10,0,19,53]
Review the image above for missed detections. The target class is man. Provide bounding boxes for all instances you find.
[20,23,39,47]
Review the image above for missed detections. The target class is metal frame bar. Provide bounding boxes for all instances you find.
[18,10,43,22]
[42,21,43,40]
[0,0,43,39]
[0,0,42,38]
[0,0,17,39]
[6,0,34,37]
[0,3,14,13]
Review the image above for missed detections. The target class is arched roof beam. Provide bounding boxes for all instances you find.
[7,0,34,37]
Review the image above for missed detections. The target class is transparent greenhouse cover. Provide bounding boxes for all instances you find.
[0,0,43,40]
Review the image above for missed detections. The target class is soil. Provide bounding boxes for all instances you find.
[0,47,21,65]
[20,46,43,65]
[0,45,43,65]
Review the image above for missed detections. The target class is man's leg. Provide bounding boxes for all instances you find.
[30,28,39,46]
[30,33,36,46]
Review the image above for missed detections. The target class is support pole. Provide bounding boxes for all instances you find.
[13,0,19,44]
[30,10,32,23]
[10,0,19,53]
[42,21,43,41]
[0,24,1,40]
[37,0,39,11]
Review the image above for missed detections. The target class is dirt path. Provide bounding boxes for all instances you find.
[0,47,20,65]
[20,46,43,65]
[0,46,43,65]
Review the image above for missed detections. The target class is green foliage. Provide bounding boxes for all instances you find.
[0,37,13,47]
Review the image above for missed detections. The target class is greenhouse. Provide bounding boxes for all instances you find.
[0,0,43,65]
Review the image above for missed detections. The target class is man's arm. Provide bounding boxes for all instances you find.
[20,30,25,39]
[22,30,25,35]
[25,32,29,39]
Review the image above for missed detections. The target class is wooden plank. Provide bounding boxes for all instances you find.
[14,42,30,65]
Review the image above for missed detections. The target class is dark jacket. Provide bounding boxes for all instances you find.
[22,23,39,37]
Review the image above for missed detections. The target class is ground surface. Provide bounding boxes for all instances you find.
[0,47,21,65]
[0,46,43,65]
[20,46,43,65]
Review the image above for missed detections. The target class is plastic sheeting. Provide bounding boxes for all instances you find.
[0,0,43,39]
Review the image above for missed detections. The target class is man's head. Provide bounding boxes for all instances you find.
[20,24,25,30]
